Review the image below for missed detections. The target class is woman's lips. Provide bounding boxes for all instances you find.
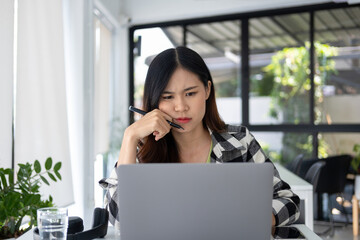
[175,118,191,124]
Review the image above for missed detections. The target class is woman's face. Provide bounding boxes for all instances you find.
[158,67,211,134]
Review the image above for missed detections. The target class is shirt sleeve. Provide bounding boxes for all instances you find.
[99,165,120,228]
[244,128,301,226]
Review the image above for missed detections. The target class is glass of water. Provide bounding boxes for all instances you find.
[37,207,68,240]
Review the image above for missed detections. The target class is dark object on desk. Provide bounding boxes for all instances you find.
[272,226,306,239]
[33,207,109,240]
[286,154,304,176]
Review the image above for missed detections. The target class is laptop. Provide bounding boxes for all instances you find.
[117,163,274,240]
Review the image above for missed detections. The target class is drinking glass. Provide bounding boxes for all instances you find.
[37,207,68,240]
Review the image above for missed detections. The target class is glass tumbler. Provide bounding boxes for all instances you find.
[37,207,68,240]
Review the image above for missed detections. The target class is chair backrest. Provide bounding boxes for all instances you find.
[304,161,326,192]
[286,154,304,176]
[294,199,306,224]
[312,155,352,194]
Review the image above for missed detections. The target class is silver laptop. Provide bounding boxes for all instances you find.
[117,163,273,240]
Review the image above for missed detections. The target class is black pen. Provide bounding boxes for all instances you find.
[129,106,184,130]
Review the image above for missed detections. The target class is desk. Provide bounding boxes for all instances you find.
[101,225,321,240]
[275,163,314,230]
[17,224,321,239]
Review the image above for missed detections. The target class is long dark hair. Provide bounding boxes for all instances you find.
[138,46,225,163]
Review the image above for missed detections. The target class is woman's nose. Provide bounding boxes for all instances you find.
[174,97,188,112]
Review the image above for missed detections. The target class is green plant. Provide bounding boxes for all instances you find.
[260,42,337,164]
[0,157,62,239]
[351,144,360,174]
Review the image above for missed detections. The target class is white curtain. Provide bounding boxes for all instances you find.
[0,0,14,169]
[63,0,87,219]
[15,0,73,207]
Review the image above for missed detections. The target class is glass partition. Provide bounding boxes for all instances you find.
[249,13,310,125]
[315,7,360,124]
[187,21,241,125]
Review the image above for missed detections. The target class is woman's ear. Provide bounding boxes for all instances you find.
[206,80,211,100]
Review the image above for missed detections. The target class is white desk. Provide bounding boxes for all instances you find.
[18,224,321,239]
[275,163,314,230]
[102,225,321,240]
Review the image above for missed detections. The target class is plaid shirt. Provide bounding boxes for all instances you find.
[99,124,300,228]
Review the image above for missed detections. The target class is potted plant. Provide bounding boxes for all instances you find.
[350,144,360,202]
[351,144,360,174]
[0,157,62,239]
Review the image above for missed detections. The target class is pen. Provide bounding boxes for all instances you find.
[129,106,184,130]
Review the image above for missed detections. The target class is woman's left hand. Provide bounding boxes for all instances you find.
[272,213,276,226]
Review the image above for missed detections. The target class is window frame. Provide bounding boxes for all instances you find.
[128,2,360,158]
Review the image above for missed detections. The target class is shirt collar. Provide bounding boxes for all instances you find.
[208,126,246,163]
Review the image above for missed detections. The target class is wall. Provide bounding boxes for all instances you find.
[0,0,14,169]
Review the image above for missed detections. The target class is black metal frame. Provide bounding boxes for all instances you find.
[128,2,360,158]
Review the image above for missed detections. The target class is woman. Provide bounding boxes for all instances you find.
[100,46,300,228]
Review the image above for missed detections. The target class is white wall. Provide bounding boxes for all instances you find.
[0,0,14,169]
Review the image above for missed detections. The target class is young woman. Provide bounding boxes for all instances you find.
[100,46,300,228]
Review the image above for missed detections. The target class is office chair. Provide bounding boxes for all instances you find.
[303,155,352,236]
[286,153,304,176]
[304,161,326,192]
[292,161,325,226]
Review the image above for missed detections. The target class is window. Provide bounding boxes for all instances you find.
[249,13,310,125]
[129,3,360,165]
[315,7,360,124]
[186,21,241,124]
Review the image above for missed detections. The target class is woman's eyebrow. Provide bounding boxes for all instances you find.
[162,86,199,94]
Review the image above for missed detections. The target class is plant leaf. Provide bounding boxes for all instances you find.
[48,172,57,182]
[54,170,62,180]
[40,176,49,185]
[8,169,14,185]
[31,183,40,193]
[34,160,41,173]
[45,157,53,170]
[54,162,62,171]
[0,171,7,189]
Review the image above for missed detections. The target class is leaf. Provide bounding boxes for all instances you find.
[0,171,7,189]
[45,157,53,170]
[54,170,62,180]
[40,176,49,185]
[8,170,14,185]
[30,184,40,193]
[54,162,62,171]
[34,160,41,173]
[48,172,57,182]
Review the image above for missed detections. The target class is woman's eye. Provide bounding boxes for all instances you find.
[186,92,197,96]
[162,95,173,100]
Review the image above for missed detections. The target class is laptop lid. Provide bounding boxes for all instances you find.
[117,163,273,240]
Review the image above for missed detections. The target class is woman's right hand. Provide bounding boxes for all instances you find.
[126,109,173,142]
[117,109,172,165]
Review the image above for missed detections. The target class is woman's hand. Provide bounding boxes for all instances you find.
[126,109,172,141]
[272,213,276,226]
[117,109,172,165]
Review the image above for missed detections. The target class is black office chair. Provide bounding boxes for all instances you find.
[293,161,325,225]
[301,155,352,236]
[286,153,304,176]
[304,161,326,192]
